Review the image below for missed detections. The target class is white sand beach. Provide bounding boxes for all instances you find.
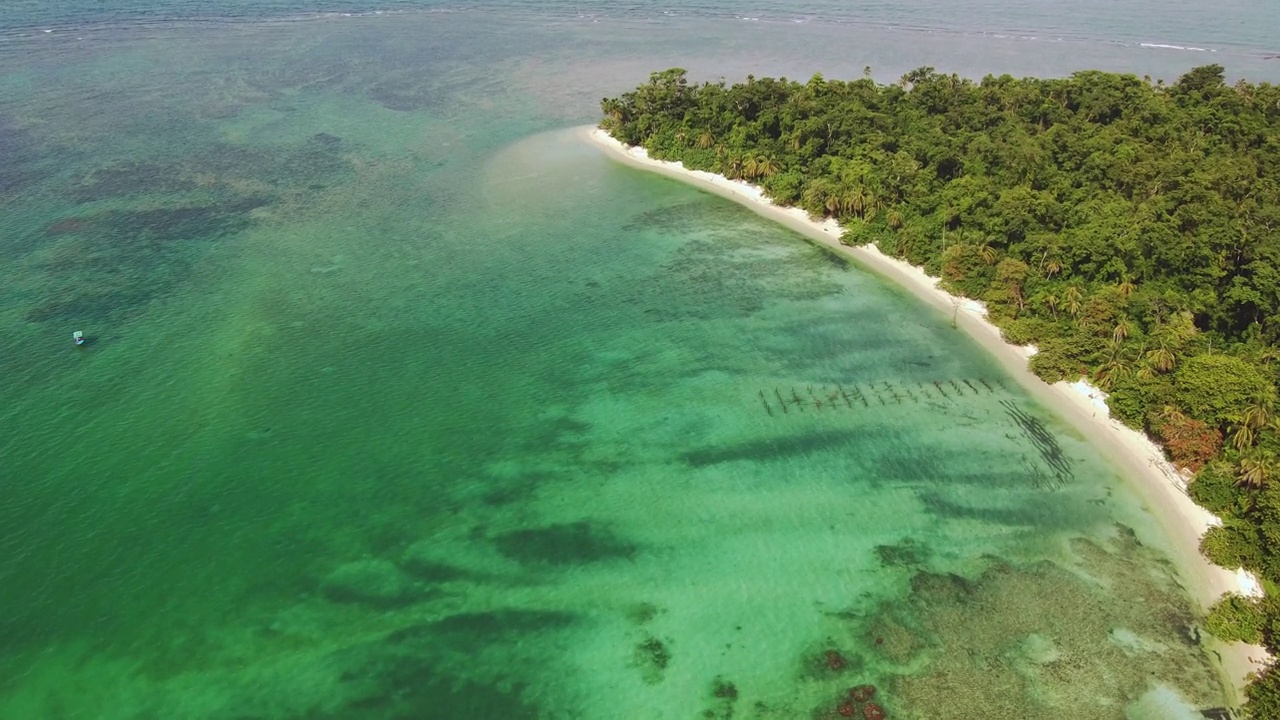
[582,124,1270,692]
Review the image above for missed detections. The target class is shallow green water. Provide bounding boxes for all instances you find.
[0,10,1240,719]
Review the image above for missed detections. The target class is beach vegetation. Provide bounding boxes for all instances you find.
[1207,594,1266,644]
[1190,463,1246,515]
[1238,451,1280,490]
[1200,521,1265,574]
[1150,407,1222,471]
[602,65,1280,715]
[1246,669,1280,719]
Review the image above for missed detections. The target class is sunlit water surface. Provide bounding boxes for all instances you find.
[1,5,1273,719]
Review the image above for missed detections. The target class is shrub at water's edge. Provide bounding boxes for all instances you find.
[601,65,1280,715]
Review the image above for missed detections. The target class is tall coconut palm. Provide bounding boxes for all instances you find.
[1106,336,1125,359]
[725,156,744,179]
[1095,357,1132,389]
[1237,450,1277,489]
[1229,394,1277,453]
[842,187,865,218]
[600,98,625,126]
[802,180,835,216]
[862,196,880,222]
[1145,343,1176,372]
[978,243,998,266]
[1242,389,1275,431]
[1136,361,1157,380]
[1159,405,1187,426]
[1064,285,1083,319]
[755,156,780,178]
[1118,279,1136,298]
[697,131,714,149]
[1043,293,1059,320]
[1230,422,1256,452]
[844,186,875,219]
[886,210,903,229]
[1112,320,1130,343]
[1096,339,1131,389]
[1045,257,1063,278]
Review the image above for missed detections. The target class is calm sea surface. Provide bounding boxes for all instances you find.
[0,2,1273,719]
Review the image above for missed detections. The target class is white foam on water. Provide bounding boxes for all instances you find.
[1140,42,1214,52]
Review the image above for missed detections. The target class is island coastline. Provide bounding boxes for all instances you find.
[581,123,1270,697]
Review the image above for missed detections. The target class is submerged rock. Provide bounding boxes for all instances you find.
[876,538,1226,718]
[824,649,848,671]
[626,602,663,625]
[633,635,671,685]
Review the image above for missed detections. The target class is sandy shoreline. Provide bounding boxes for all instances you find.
[581,124,1268,695]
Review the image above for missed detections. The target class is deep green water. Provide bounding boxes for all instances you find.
[0,9,1255,720]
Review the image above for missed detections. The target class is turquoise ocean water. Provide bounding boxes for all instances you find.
[1,4,1277,719]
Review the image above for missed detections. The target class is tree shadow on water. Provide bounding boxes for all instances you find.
[320,610,575,720]
[681,429,858,468]
[491,521,638,566]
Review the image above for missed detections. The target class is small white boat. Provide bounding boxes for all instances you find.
[73,330,85,346]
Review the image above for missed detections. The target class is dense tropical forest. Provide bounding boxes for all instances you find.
[601,65,1280,715]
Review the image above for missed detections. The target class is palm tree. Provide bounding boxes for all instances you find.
[1242,389,1275,431]
[1227,392,1277,453]
[862,195,881,222]
[886,210,903,229]
[1096,339,1131,389]
[1159,405,1187,426]
[802,180,836,217]
[697,131,714,149]
[725,156,744,179]
[1118,279,1136,298]
[742,156,760,179]
[1230,422,1256,452]
[1145,343,1176,372]
[1045,257,1063,278]
[1237,450,1277,489]
[1112,320,1130,343]
[600,98,625,126]
[1095,357,1131,389]
[1254,347,1280,368]
[843,187,867,218]
[977,243,998,266]
[1064,285,1083,319]
[1043,293,1059,320]
[1106,336,1125,358]
[755,156,780,178]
